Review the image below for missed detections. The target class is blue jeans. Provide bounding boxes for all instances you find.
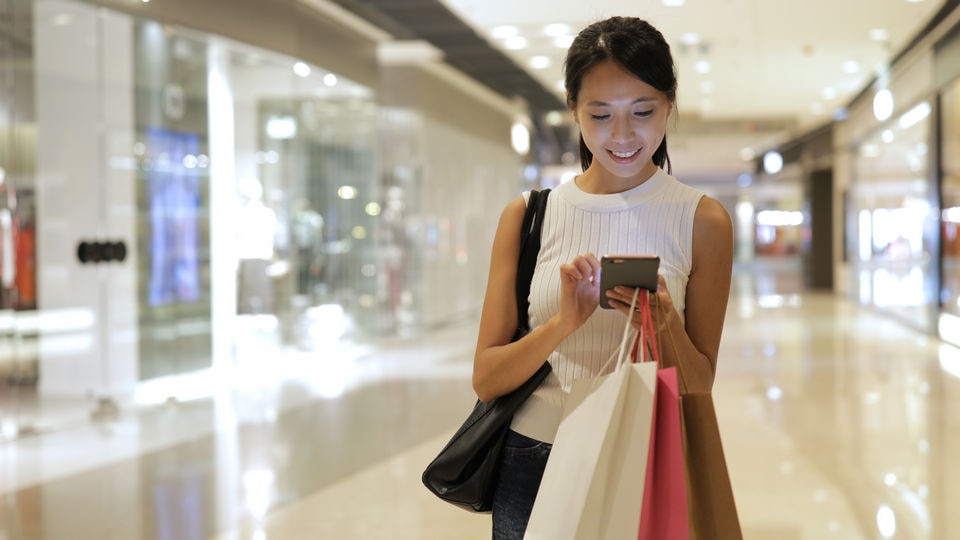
[491,430,552,540]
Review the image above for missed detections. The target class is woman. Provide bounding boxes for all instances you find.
[472,16,734,539]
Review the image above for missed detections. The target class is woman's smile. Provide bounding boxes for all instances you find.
[609,148,640,162]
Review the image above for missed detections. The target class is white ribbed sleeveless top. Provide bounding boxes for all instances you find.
[511,168,704,443]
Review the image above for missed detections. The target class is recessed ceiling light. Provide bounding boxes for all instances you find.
[553,35,574,48]
[842,61,860,74]
[544,23,570,37]
[763,151,784,174]
[504,36,528,50]
[700,81,715,94]
[873,88,894,121]
[869,28,890,42]
[530,56,550,69]
[695,60,711,74]
[293,62,311,77]
[491,25,518,39]
[662,0,685,6]
[821,87,837,100]
[681,33,701,46]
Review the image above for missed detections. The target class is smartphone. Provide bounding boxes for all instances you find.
[599,255,660,309]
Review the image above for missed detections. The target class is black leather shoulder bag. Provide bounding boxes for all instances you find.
[421,188,552,512]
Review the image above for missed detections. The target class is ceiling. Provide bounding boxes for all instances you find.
[329,0,950,184]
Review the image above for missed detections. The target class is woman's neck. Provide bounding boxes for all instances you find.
[574,162,659,194]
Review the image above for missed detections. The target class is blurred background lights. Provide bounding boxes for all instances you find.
[292,61,311,77]
[543,23,569,36]
[876,504,896,538]
[511,122,531,155]
[873,88,894,121]
[491,25,518,39]
[504,36,527,50]
[899,101,930,129]
[763,151,784,174]
[530,55,550,69]
[265,116,297,139]
[243,469,275,519]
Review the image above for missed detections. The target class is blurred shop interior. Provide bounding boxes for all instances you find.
[0,0,959,441]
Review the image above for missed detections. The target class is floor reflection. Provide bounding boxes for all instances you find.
[0,256,959,539]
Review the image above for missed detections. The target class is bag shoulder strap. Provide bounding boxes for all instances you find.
[515,188,551,337]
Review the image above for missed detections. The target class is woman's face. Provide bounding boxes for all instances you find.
[572,59,671,185]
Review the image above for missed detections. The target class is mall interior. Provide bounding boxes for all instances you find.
[1,0,960,538]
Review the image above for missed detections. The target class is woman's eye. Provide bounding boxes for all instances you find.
[634,110,654,118]
[590,114,610,121]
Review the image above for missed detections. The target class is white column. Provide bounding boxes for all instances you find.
[207,39,238,372]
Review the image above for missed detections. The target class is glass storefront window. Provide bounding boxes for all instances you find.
[224,41,380,354]
[851,99,936,329]
[940,79,960,316]
[0,0,525,436]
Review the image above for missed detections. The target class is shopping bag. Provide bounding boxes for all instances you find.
[523,359,658,540]
[680,391,743,539]
[641,289,742,539]
[638,366,689,540]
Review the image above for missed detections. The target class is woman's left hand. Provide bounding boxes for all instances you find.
[605,274,675,333]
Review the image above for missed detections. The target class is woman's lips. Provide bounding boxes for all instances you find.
[608,148,639,162]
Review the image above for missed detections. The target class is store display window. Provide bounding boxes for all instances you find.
[940,79,960,316]
[850,98,936,329]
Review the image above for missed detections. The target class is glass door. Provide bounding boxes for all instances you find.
[0,0,143,436]
[0,0,39,440]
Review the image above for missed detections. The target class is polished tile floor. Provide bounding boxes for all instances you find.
[1,260,958,539]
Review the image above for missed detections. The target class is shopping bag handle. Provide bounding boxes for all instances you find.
[590,288,643,383]
[650,290,692,394]
[629,289,661,366]
[615,288,642,367]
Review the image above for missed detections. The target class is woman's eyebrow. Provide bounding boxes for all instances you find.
[584,97,659,106]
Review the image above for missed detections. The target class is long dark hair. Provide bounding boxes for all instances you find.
[564,17,677,174]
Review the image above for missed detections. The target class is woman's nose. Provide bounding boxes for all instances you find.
[611,115,632,142]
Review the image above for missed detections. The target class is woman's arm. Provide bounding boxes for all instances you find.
[472,197,600,403]
[665,196,734,393]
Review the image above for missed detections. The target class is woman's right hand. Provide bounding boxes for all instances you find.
[557,253,601,333]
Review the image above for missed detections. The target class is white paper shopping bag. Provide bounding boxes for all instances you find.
[524,360,658,540]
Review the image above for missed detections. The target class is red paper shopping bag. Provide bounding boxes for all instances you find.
[638,366,688,540]
[634,289,742,540]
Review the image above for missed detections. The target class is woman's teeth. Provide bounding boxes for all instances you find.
[611,149,638,158]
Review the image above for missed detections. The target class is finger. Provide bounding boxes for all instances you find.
[573,257,597,283]
[584,253,601,273]
[559,262,585,281]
